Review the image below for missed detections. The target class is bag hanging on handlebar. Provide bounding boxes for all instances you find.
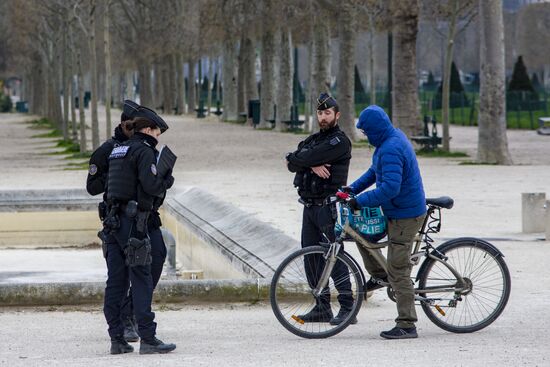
[335,204,387,242]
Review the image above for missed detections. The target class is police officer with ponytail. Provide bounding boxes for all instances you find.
[103,111,176,355]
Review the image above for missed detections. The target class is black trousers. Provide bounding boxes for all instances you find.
[301,204,353,310]
[103,213,156,340]
[119,227,167,323]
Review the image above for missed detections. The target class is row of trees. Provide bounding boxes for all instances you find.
[0,0,512,164]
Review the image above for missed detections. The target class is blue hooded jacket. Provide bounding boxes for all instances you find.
[350,105,426,219]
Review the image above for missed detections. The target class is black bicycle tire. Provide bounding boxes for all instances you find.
[270,246,364,339]
[418,238,511,333]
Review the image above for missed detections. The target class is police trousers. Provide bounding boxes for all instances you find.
[119,226,167,323]
[358,214,426,328]
[302,204,353,310]
[103,212,156,340]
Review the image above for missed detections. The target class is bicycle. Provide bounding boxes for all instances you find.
[270,195,511,339]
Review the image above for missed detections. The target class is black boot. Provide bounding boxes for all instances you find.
[123,317,139,342]
[329,308,358,326]
[139,337,177,354]
[110,336,134,355]
[296,303,333,323]
[365,276,388,292]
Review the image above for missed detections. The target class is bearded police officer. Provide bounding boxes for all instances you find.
[285,93,355,325]
[103,113,176,355]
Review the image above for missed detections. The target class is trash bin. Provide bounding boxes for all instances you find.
[248,99,260,126]
[15,101,28,113]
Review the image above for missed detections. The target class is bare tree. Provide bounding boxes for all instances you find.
[477,0,512,164]
[103,0,113,138]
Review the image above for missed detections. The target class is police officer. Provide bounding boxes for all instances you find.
[103,113,176,355]
[285,93,355,325]
[87,101,167,343]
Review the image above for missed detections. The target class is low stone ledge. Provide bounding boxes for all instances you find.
[0,279,272,307]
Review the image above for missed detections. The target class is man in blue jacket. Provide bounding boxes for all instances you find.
[346,105,426,339]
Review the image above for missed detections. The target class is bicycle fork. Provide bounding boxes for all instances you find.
[312,242,341,298]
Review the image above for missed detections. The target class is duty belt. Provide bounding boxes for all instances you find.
[299,198,325,207]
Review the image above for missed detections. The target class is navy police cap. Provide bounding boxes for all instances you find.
[316,93,338,111]
[134,106,169,133]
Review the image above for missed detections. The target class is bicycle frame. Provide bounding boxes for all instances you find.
[328,200,470,298]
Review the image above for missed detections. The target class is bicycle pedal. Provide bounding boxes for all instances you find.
[434,304,446,316]
[291,315,305,325]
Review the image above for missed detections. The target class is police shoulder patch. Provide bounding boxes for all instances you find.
[151,163,157,175]
[329,137,341,146]
[89,164,98,175]
[109,145,130,159]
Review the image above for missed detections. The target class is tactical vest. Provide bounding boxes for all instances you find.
[106,138,155,210]
[294,129,351,199]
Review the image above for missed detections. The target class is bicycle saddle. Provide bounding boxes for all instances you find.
[426,196,454,209]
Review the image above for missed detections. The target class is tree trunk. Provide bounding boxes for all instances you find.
[188,59,196,114]
[175,53,184,114]
[368,13,376,105]
[313,18,331,95]
[61,27,69,141]
[259,29,276,127]
[391,0,421,138]
[104,5,112,138]
[477,0,512,164]
[207,56,213,115]
[138,60,153,107]
[275,29,293,132]
[237,34,247,115]
[162,55,175,114]
[76,46,87,153]
[441,0,459,152]
[89,0,100,150]
[222,38,238,121]
[70,75,77,142]
[337,7,359,141]
[305,23,314,132]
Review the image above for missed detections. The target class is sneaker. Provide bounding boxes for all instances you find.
[123,317,139,343]
[296,304,333,323]
[329,309,358,326]
[110,336,134,354]
[365,276,388,292]
[139,337,176,354]
[380,326,418,339]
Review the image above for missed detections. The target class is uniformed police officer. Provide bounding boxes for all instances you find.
[285,93,355,325]
[103,114,176,355]
[87,101,168,343]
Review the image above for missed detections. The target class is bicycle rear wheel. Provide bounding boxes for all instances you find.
[418,238,511,333]
[270,245,364,339]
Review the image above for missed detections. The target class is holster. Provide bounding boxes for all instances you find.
[102,202,120,234]
[124,237,152,267]
[97,229,109,259]
[98,201,108,222]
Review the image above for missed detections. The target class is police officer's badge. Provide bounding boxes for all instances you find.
[151,163,157,175]
[89,164,98,175]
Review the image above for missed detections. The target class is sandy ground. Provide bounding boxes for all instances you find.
[1,109,549,365]
[0,238,548,366]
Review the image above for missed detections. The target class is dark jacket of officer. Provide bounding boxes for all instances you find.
[107,132,173,211]
[86,125,129,198]
[286,125,352,200]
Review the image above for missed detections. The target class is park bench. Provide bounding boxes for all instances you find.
[537,117,550,135]
[282,105,305,131]
[411,115,442,151]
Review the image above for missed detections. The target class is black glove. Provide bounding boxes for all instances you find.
[340,186,353,194]
[347,198,360,211]
[164,175,175,189]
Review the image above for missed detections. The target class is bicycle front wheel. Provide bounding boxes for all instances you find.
[270,245,364,339]
[418,238,511,333]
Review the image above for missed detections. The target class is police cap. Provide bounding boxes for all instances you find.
[122,100,141,121]
[316,93,338,111]
[134,106,169,133]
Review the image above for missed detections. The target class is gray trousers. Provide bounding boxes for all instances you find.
[358,214,426,328]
